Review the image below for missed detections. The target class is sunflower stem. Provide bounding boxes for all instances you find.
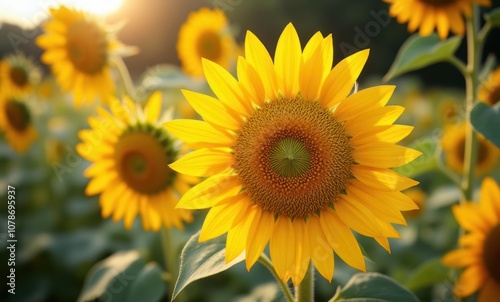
[257,254,294,302]
[113,56,137,99]
[294,262,314,302]
[161,227,182,302]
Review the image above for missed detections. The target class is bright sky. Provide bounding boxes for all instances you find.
[0,0,124,28]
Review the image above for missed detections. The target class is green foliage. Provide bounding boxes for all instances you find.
[172,231,246,301]
[404,258,449,291]
[384,34,462,82]
[77,250,165,302]
[470,102,500,147]
[331,273,419,302]
[485,7,500,27]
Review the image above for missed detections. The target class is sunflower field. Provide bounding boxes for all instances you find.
[1,0,500,301]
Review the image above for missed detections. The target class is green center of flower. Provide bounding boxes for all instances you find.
[9,66,28,88]
[270,137,311,177]
[114,125,177,195]
[5,100,31,132]
[234,97,353,218]
[197,31,222,61]
[66,20,107,75]
[419,0,457,6]
[483,224,500,283]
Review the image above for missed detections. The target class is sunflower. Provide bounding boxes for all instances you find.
[384,0,491,40]
[166,23,421,285]
[36,5,124,106]
[441,122,499,175]
[0,54,41,97]
[479,67,500,106]
[0,96,38,153]
[177,8,237,77]
[403,188,426,218]
[442,177,500,301]
[77,92,195,231]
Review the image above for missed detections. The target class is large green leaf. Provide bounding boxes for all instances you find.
[384,34,462,81]
[485,7,500,27]
[394,136,438,178]
[331,273,419,302]
[470,102,500,147]
[125,263,166,302]
[172,231,245,301]
[404,258,449,291]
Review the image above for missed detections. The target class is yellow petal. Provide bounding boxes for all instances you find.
[335,194,384,237]
[181,89,242,131]
[452,203,490,233]
[245,30,279,100]
[351,125,414,146]
[442,248,480,268]
[176,174,241,209]
[291,218,311,286]
[374,236,391,253]
[202,59,253,117]
[270,216,295,282]
[245,208,274,270]
[226,205,256,263]
[353,143,422,168]
[144,91,162,123]
[85,172,118,196]
[237,56,266,107]
[319,49,370,108]
[480,177,500,221]
[164,120,235,149]
[320,209,366,272]
[302,32,323,62]
[199,194,251,242]
[352,165,419,191]
[307,215,334,282]
[300,35,331,101]
[345,106,405,131]
[454,265,486,297]
[169,148,233,177]
[334,85,395,122]
[274,23,301,98]
[83,160,115,178]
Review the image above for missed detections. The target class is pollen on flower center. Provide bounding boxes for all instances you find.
[114,127,176,194]
[5,100,31,132]
[197,31,222,61]
[234,97,353,218]
[9,67,28,87]
[66,20,107,75]
[483,224,500,283]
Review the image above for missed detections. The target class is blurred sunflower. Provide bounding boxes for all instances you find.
[441,122,499,175]
[0,54,41,97]
[442,177,500,301]
[403,188,426,218]
[36,6,129,106]
[77,92,195,231]
[479,67,500,106]
[166,23,421,285]
[177,8,237,77]
[384,0,491,39]
[0,96,38,153]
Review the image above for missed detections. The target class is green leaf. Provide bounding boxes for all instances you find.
[125,263,166,302]
[394,136,438,177]
[470,102,500,147]
[139,64,204,92]
[485,7,500,27]
[331,273,419,302]
[404,258,449,291]
[383,34,462,81]
[77,250,145,302]
[172,231,246,301]
[236,282,283,302]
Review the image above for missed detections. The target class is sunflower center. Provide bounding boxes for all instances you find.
[234,97,353,218]
[487,85,500,106]
[66,20,107,75]
[483,224,500,283]
[5,100,31,132]
[457,136,489,166]
[418,0,457,6]
[114,127,177,194]
[197,31,222,61]
[9,66,28,88]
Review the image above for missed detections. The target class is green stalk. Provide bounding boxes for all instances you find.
[161,227,182,301]
[294,263,314,302]
[112,56,137,99]
[258,254,294,302]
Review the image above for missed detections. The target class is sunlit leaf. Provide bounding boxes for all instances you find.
[125,263,166,302]
[404,258,449,291]
[470,102,500,147]
[172,231,245,301]
[331,273,419,302]
[485,7,500,27]
[383,34,462,81]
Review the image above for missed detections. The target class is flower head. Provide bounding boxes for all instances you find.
[166,23,421,285]
[0,53,41,97]
[77,92,195,231]
[0,96,38,153]
[177,8,237,77]
[384,0,491,39]
[36,5,129,106]
[479,67,500,106]
[442,177,500,301]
